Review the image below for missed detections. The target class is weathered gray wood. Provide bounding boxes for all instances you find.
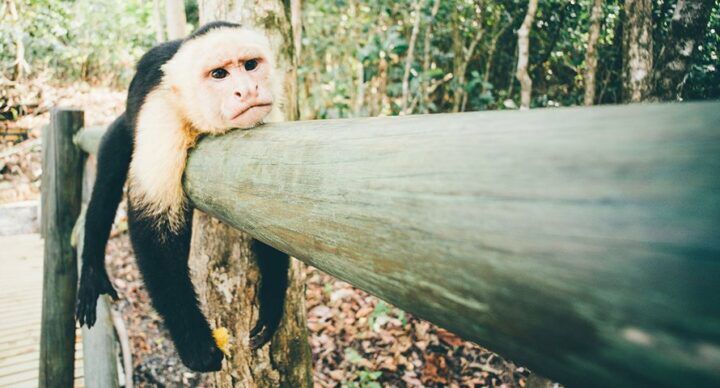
[74,102,720,387]
[185,102,720,387]
[39,108,85,387]
[74,156,121,388]
[40,125,48,238]
[73,125,106,157]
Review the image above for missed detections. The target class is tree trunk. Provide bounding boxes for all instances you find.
[420,0,441,113]
[622,0,653,102]
[291,0,302,62]
[153,0,166,43]
[400,0,425,115]
[654,0,714,100]
[516,0,538,110]
[190,1,312,387]
[583,0,603,106]
[165,0,187,40]
[5,0,30,80]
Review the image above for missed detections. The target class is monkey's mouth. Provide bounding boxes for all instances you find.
[230,103,273,121]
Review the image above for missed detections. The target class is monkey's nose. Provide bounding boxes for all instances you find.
[235,87,257,100]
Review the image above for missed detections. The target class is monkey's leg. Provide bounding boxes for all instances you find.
[249,240,290,349]
[77,114,132,328]
[128,205,223,372]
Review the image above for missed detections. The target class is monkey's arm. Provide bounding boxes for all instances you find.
[76,114,133,328]
[250,240,290,348]
[128,205,224,371]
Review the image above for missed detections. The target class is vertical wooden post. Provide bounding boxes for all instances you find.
[39,108,84,387]
[40,124,48,238]
[76,156,121,388]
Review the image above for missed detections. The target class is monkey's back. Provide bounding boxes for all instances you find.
[125,40,182,127]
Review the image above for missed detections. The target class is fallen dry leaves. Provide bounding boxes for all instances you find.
[104,232,546,387]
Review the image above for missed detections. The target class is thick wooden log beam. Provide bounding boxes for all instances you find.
[76,102,720,386]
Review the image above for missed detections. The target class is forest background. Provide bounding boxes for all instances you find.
[2,0,718,122]
[1,0,718,386]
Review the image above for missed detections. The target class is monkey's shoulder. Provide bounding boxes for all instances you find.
[136,40,183,75]
[126,40,183,120]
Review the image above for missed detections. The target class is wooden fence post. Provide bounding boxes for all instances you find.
[74,155,122,387]
[39,108,84,387]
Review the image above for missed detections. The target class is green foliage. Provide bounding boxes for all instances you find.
[368,300,406,331]
[1,0,155,86]
[298,0,718,118]
[2,0,717,112]
[343,348,383,388]
[683,4,719,100]
[347,370,382,388]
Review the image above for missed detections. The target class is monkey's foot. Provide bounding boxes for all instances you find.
[177,336,224,372]
[76,265,119,328]
[249,321,273,349]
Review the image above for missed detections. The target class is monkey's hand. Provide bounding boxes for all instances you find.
[76,265,119,328]
[175,322,225,372]
[249,321,274,349]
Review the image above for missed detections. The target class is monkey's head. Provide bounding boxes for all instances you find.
[163,24,281,134]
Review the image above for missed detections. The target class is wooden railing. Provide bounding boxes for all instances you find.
[47,102,720,387]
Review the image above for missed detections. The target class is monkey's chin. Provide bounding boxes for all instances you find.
[229,104,273,129]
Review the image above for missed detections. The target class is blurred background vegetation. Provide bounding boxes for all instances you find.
[0,1,718,384]
[1,0,718,122]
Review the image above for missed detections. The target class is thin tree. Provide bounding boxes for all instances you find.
[4,0,31,80]
[165,0,187,40]
[451,1,486,113]
[400,0,426,115]
[516,0,538,110]
[190,1,312,386]
[418,0,441,113]
[622,0,653,102]
[654,0,714,100]
[153,0,166,43]
[583,0,604,106]
[291,0,302,62]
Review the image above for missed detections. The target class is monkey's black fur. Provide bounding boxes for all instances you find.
[76,22,290,372]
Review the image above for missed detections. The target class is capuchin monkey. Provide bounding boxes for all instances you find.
[75,21,290,372]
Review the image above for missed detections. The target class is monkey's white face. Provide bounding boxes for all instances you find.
[163,28,280,134]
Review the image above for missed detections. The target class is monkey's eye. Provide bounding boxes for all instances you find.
[244,59,259,71]
[210,68,229,79]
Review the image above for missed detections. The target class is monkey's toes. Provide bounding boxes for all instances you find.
[249,324,272,349]
[179,339,224,372]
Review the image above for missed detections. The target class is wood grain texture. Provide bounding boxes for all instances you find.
[182,102,720,387]
[40,108,85,387]
[74,102,720,386]
[75,157,120,388]
[73,125,105,158]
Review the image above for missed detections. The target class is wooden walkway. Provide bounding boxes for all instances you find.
[0,234,84,387]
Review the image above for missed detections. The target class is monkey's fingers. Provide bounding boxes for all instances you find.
[249,321,264,337]
[249,324,271,349]
[76,299,85,327]
[76,292,97,328]
[76,275,100,328]
[99,277,119,301]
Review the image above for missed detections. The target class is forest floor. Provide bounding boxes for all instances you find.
[1,84,556,387]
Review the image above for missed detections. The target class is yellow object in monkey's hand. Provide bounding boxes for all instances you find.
[213,327,231,356]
